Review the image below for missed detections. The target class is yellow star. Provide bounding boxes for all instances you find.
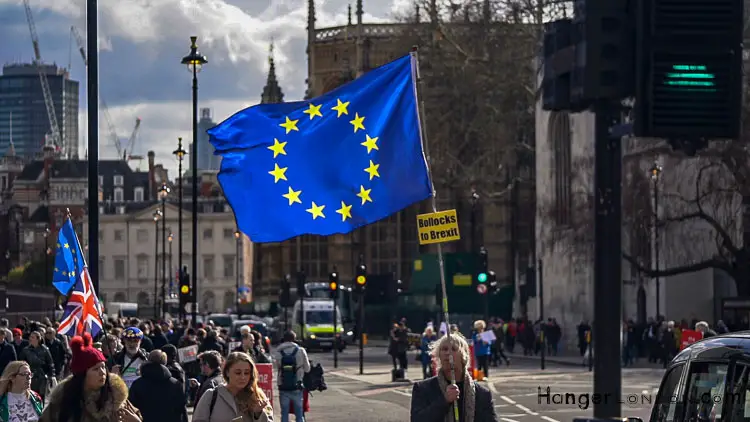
[356,185,372,205]
[54,267,59,272]
[306,202,326,219]
[268,138,287,158]
[364,160,380,180]
[336,201,352,222]
[303,103,323,120]
[332,99,350,117]
[361,135,379,153]
[57,243,61,248]
[268,163,288,183]
[279,116,299,134]
[64,243,69,249]
[282,186,302,205]
[350,113,365,133]
[62,271,67,276]
[70,271,75,277]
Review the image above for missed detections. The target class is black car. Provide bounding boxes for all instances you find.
[647,332,750,422]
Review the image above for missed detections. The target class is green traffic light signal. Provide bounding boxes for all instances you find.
[478,272,487,283]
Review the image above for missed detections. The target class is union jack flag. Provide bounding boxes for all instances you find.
[57,254,103,338]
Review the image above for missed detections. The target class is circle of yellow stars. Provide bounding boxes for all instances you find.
[268,98,380,222]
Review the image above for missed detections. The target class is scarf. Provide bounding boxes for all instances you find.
[437,370,476,422]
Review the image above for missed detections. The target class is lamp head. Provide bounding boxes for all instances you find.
[181,36,208,73]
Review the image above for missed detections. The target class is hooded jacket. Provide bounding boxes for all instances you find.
[129,362,187,422]
[39,373,141,422]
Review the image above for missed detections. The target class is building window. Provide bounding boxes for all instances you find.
[113,175,124,186]
[98,176,104,186]
[114,258,126,280]
[551,112,572,226]
[134,187,144,202]
[114,230,124,241]
[98,257,105,279]
[114,187,124,202]
[223,228,234,239]
[137,255,149,280]
[223,255,235,278]
[137,229,148,242]
[203,255,215,280]
[203,229,213,240]
[99,230,104,241]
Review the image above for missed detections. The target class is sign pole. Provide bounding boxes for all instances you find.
[411,46,460,422]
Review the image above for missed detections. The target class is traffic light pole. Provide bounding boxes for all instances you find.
[333,297,338,369]
[592,101,622,419]
[539,259,545,371]
[359,293,364,375]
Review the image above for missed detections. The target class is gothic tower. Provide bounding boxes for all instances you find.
[261,42,284,104]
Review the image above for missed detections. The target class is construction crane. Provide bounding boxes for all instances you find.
[23,0,64,154]
[124,117,142,161]
[70,25,141,160]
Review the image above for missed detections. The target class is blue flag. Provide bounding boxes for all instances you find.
[209,54,433,242]
[52,218,88,295]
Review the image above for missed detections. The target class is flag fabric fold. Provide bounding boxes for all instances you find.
[52,219,88,295]
[208,54,432,243]
[55,218,103,337]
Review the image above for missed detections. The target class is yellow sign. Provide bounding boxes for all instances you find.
[453,274,472,286]
[416,209,461,245]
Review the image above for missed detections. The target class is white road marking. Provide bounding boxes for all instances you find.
[391,389,412,397]
[501,418,521,422]
[501,396,517,405]
[541,416,560,422]
[488,382,499,395]
[516,404,539,415]
[496,413,527,417]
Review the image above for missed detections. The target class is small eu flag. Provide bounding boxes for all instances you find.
[52,218,88,295]
[209,54,432,242]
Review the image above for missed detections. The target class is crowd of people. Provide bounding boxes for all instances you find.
[0,316,318,422]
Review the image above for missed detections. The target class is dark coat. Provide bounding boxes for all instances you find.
[410,376,497,422]
[129,362,187,422]
[0,341,16,376]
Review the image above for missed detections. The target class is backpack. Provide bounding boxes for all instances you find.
[303,362,327,392]
[278,345,300,391]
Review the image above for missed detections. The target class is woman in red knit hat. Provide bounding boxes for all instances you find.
[38,333,142,422]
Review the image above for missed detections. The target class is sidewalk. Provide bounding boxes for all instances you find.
[505,351,666,369]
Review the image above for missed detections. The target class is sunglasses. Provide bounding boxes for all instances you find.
[15,372,31,378]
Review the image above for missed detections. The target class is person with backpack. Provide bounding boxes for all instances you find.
[276,331,310,422]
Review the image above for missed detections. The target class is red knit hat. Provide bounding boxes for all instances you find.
[70,333,106,375]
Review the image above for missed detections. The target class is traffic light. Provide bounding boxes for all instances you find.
[633,0,743,141]
[570,0,634,104]
[280,274,291,307]
[477,247,488,285]
[178,269,192,304]
[296,270,306,298]
[328,271,339,300]
[487,271,498,295]
[355,263,367,293]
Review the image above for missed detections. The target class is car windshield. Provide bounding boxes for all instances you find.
[306,311,334,325]
[209,315,233,327]
[655,361,750,422]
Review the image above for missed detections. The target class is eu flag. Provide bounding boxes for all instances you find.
[52,218,88,295]
[209,54,432,242]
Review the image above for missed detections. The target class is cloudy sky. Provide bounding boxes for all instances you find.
[0,0,413,175]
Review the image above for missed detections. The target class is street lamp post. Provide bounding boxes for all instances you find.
[234,230,241,313]
[43,225,51,316]
[181,37,208,326]
[159,184,170,319]
[173,138,186,314]
[650,161,662,319]
[152,209,162,318]
[168,233,174,299]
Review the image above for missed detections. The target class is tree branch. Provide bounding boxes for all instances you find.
[622,253,731,277]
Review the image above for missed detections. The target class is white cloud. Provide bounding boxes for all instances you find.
[3,0,400,176]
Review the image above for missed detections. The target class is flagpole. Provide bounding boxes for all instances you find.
[410,46,459,422]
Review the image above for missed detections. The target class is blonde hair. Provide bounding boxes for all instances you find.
[0,361,30,396]
[473,320,486,331]
[429,333,470,370]
[149,350,167,365]
[223,352,266,401]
